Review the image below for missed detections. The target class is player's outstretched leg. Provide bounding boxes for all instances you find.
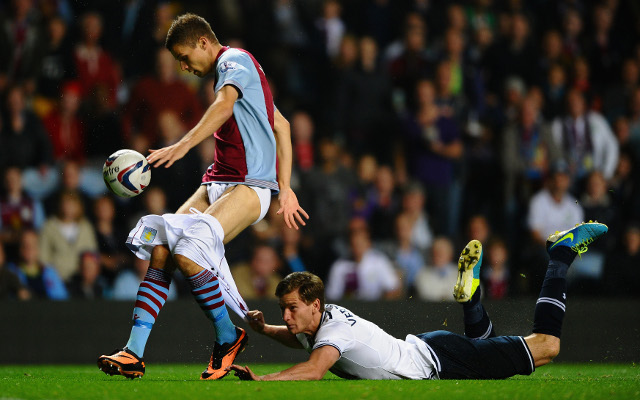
[532,221,608,338]
[175,255,248,380]
[97,247,174,379]
[454,240,496,339]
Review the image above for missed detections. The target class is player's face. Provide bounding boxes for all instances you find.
[279,290,320,336]
[171,40,212,78]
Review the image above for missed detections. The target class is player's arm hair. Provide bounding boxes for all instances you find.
[273,108,293,190]
[259,345,340,381]
[261,324,304,349]
[179,84,238,151]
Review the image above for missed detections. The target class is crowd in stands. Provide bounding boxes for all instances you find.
[1,0,639,302]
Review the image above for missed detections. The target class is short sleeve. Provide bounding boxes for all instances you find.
[216,53,252,98]
[312,320,355,356]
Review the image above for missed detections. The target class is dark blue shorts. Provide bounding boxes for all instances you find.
[416,330,535,380]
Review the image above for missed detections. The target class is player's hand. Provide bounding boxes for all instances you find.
[277,187,309,230]
[227,364,261,381]
[147,141,190,168]
[247,310,266,334]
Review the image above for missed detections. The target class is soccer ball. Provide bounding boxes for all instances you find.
[103,149,151,197]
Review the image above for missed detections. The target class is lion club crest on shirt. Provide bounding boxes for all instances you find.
[141,226,158,244]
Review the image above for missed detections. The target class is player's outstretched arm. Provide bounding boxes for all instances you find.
[247,310,303,349]
[273,108,309,229]
[147,85,239,168]
[228,345,339,381]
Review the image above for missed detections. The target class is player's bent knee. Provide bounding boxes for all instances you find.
[150,245,174,272]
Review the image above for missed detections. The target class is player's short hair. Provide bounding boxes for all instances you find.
[276,272,325,311]
[165,13,218,50]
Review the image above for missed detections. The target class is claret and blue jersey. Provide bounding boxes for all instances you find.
[202,46,279,193]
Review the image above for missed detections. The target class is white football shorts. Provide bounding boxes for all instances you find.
[204,182,272,225]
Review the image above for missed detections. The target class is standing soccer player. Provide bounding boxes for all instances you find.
[98,13,308,380]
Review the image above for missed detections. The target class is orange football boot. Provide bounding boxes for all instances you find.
[201,327,248,380]
[97,348,145,379]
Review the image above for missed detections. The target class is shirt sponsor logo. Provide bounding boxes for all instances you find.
[141,227,157,243]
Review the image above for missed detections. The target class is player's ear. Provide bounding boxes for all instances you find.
[199,37,207,49]
[312,298,321,312]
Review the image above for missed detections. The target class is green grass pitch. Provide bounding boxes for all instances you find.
[1,363,638,400]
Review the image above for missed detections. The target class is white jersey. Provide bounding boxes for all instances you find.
[296,304,437,380]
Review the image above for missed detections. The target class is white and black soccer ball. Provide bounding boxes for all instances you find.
[103,149,151,198]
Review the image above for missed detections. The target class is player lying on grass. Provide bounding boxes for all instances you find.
[97,13,307,381]
[229,222,607,380]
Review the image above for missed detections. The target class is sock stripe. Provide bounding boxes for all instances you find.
[187,270,214,288]
[192,282,220,295]
[137,291,163,313]
[200,299,225,312]
[145,267,172,282]
[197,292,223,305]
[536,297,566,312]
[139,286,168,306]
[134,300,159,319]
[140,281,169,300]
[144,277,171,288]
[478,321,493,339]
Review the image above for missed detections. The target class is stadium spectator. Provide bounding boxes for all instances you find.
[361,165,401,244]
[43,160,92,216]
[34,15,76,115]
[92,195,128,285]
[398,181,433,255]
[7,229,68,300]
[148,111,203,210]
[232,244,283,300]
[542,63,568,120]
[415,236,458,302]
[73,12,120,108]
[0,240,30,300]
[325,226,400,301]
[42,80,86,162]
[585,4,621,90]
[280,220,311,275]
[290,110,315,173]
[121,48,203,144]
[402,79,463,237]
[67,251,108,299]
[604,223,640,297]
[603,59,639,123]
[334,36,394,159]
[0,85,54,170]
[301,138,357,278]
[502,97,560,228]
[537,30,571,88]
[0,0,45,93]
[388,17,433,113]
[561,8,585,62]
[112,257,178,301]
[482,238,510,300]
[0,167,45,261]
[551,89,619,188]
[393,212,425,295]
[484,13,537,95]
[524,160,583,293]
[39,190,98,281]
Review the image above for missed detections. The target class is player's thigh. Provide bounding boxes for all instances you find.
[205,185,261,244]
[175,185,210,214]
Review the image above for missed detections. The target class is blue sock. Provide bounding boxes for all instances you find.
[186,269,237,344]
[125,267,172,357]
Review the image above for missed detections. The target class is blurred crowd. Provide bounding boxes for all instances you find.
[1,0,639,302]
